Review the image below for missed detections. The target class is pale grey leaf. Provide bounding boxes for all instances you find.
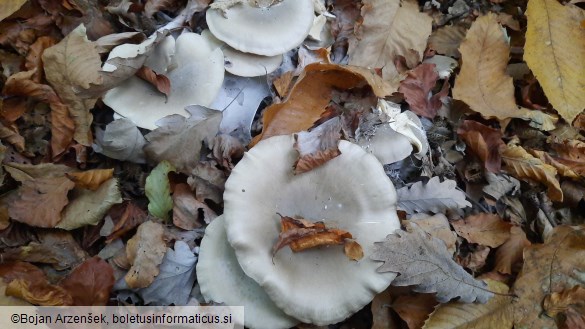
[94,118,146,163]
[397,176,471,214]
[482,172,520,200]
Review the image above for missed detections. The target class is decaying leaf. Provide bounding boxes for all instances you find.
[125,221,167,289]
[8,176,75,228]
[501,144,563,202]
[145,160,175,221]
[423,279,513,329]
[371,225,493,303]
[494,226,531,274]
[293,117,342,175]
[65,168,114,190]
[398,63,449,119]
[457,120,505,173]
[512,225,585,328]
[543,285,585,329]
[272,215,361,261]
[59,256,114,305]
[524,0,585,124]
[396,177,471,214]
[348,0,432,80]
[172,183,214,230]
[451,213,512,248]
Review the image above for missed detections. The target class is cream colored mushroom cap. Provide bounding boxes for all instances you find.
[197,215,299,329]
[103,32,224,130]
[206,0,314,56]
[223,135,399,325]
[223,46,283,77]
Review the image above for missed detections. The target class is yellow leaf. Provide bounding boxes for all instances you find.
[525,0,585,123]
[0,0,27,21]
[66,168,114,190]
[423,279,513,329]
[501,144,563,202]
[453,14,556,129]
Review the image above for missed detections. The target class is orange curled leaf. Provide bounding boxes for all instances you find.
[135,66,171,97]
[66,168,114,190]
[344,240,364,261]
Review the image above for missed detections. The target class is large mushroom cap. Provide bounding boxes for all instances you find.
[197,215,299,329]
[103,32,224,130]
[206,0,315,56]
[223,135,400,325]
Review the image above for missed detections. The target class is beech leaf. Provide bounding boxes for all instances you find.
[65,168,114,191]
[125,221,167,289]
[457,120,505,173]
[371,226,493,303]
[0,0,28,21]
[145,160,175,221]
[495,226,531,274]
[428,24,467,58]
[60,256,115,306]
[451,213,512,248]
[396,177,471,214]
[399,63,449,119]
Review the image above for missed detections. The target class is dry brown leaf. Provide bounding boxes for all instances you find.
[551,140,585,176]
[398,63,449,119]
[529,149,580,179]
[125,220,167,289]
[494,226,531,274]
[457,120,505,173]
[24,36,57,82]
[0,0,28,21]
[452,213,512,248]
[135,66,171,98]
[524,0,585,124]
[144,0,183,17]
[105,202,148,243]
[49,101,76,158]
[371,288,398,329]
[513,225,585,328]
[293,118,341,175]
[43,24,102,146]
[428,24,467,58]
[343,240,364,261]
[8,176,75,228]
[544,285,585,329]
[392,293,438,329]
[458,246,491,272]
[59,256,114,306]
[348,0,432,80]
[495,12,520,31]
[65,168,114,190]
[404,214,457,255]
[210,134,245,170]
[501,144,563,201]
[172,183,214,230]
[561,180,585,208]
[0,261,73,306]
[251,63,396,146]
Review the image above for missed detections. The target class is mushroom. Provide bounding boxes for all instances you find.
[197,215,299,329]
[223,135,400,325]
[103,32,224,130]
[206,0,315,57]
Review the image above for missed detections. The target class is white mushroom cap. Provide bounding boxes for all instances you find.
[357,124,414,165]
[103,32,224,130]
[223,135,399,325]
[206,0,315,56]
[197,215,299,329]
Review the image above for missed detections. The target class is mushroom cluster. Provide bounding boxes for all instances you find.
[196,135,400,327]
[205,0,315,76]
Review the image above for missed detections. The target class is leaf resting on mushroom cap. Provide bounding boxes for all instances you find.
[371,225,493,303]
[396,177,471,214]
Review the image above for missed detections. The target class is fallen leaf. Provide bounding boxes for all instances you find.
[550,139,585,176]
[543,285,585,329]
[453,14,554,128]
[8,176,75,228]
[501,144,563,202]
[144,106,222,174]
[24,36,57,82]
[125,221,167,289]
[482,172,520,200]
[348,0,432,80]
[210,134,244,170]
[494,226,531,274]
[65,168,114,190]
[396,177,472,214]
[105,202,148,243]
[451,213,512,248]
[512,225,585,328]
[392,293,438,329]
[187,161,227,205]
[524,0,585,123]
[428,24,467,58]
[3,162,74,182]
[0,279,32,306]
[42,24,102,146]
[60,256,114,305]
[293,117,342,175]
[423,279,513,329]
[56,178,123,230]
[145,160,175,221]
[135,66,171,97]
[529,149,580,179]
[93,118,147,163]
[457,245,491,272]
[371,226,493,303]
[135,241,197,305]
[344,240,364,261]
[0,0,28,21]
[403,213,457,254]
[561,180,585,208]
[457,120,505,173]
[251,63,396,146]
[172,183,213,230]
[371,288,397,329]
[144,0,183,17]
[399,63,449,119]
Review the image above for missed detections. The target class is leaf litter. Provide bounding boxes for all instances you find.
[0,0,585,328]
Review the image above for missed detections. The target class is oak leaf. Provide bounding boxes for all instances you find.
[125,221,167,289]
[451,213,512,248]
[371,226,493,303]
[524,0,585,123]
[65,168,114,190]
[60,256,114,305]
[501,144,563,201]
[457,120,505,173]
[8,176,75,228]
[396,177,471,214]
[398,63,449,119]
[348,0,432,80]
[494,226,531,274]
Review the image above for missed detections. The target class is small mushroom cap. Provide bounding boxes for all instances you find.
[103,32,224,130]
[197,215,299,329]
[206,0,315,56]
[223,46,283,77]
[224,135,399,325]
